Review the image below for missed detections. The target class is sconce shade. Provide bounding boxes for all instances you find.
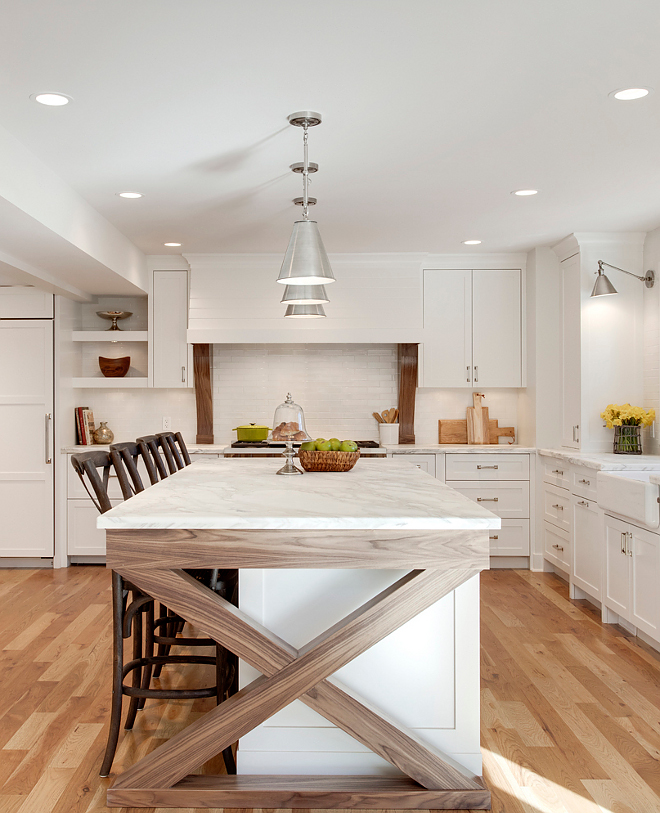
[280,284,329,305]
[277,221,335,286]
[590,271,618,297]
[284,304,326,318]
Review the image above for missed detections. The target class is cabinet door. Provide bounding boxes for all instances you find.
[572,496,602,600]
[422,269,472,387]
[630,527,660,639]
[152,270,190,388]
[561,254,581,448]
[603,515,630,618]
[67,499,121,555]
[0,320,54,557]
[472,269,522,387]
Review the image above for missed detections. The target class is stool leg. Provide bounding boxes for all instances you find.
[138,602,154,710]
[215,642,237,774]
[124,596,143,730]
[100,571,125,777]
[153,603,168,677]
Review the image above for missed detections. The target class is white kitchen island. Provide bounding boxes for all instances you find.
[99,457,497,809]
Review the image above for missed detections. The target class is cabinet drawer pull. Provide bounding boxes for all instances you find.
[466,365,471,383]
[181,366,186,383]
[578,500,589,507]
[45,412,52,464]
[579,478,590,485]
[552,543,564,552]
[477,465,499,470]
[621,532,626,554]
[551,504,564,510]
[627,532,633,557]
[474,365,479,383]
[489,535,499,540]
[477,497,499,502]
[552,469,564,475]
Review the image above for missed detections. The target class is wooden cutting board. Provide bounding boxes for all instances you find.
[466,393,490,444]
[438,419,515,444]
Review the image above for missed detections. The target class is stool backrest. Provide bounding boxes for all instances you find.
[136,435,169,483]
[109,441,149,499]
[70,450,114,514]
[156,431,191,471]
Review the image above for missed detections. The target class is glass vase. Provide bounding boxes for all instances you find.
[613,425,642,455]
[93,421,114,445]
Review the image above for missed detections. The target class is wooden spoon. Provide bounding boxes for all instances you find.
[372,411,384,424]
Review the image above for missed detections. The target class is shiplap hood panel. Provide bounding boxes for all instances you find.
[186,253,426,343]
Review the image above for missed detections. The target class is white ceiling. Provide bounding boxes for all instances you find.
[2,0,660,257]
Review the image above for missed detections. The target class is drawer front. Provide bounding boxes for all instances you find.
[448,481,529,519]
[571,466,598,501]
[445,454,529,481]
[393,454,436,477]
[543,483,571,532]
[543,521,570,569]
[489,519,530,556]
[541,456,570,490]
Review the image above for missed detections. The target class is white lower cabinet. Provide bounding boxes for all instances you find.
[571,495,602,600]
[68,499,121,555]
[604,514,660,639]
[489,520,529,556]
[543,522,570,571]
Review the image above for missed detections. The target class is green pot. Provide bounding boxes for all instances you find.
[233,423,270,442]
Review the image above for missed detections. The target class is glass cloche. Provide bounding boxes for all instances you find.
[269,393,311,444]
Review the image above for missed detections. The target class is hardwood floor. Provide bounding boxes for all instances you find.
[1,566,659,812]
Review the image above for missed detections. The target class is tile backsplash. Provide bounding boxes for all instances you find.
[212,344,398,442]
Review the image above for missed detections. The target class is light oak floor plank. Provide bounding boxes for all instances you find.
[1,567,660,812]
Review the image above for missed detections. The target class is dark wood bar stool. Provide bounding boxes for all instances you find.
[70,450,232,778]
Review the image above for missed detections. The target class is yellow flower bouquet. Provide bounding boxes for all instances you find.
[601,404,655,454]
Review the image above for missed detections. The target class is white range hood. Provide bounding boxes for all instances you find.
[185,253,425,344]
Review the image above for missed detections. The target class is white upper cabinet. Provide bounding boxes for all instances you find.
[421,269,523,388]
[152,270,191,388]
[0,287,53,318]
[422,269,472,387]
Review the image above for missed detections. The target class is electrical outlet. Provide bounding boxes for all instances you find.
[162,416,172,431]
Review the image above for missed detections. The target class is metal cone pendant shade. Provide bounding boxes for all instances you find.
[590,271,618,297]
[277,220,335,286]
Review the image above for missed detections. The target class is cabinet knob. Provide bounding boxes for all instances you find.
[552,543,564,552]
[552,469,564,475]
[578,500,589,507]
[552,504,564,510]
[489,535,499,540]
[579,478,590,485]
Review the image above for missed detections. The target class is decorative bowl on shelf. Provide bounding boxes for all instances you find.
[99,356,130,377]
[96,311,132,331]
[298,450,360,472]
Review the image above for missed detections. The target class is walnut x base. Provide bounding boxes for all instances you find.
[105,527,491,809]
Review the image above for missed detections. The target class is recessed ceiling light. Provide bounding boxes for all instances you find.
[164,242,182,247]
[512,189,538,196]
[610,87,651,101]
[31,92,72,106]
[117,191,143,199]
[462,240,482,245]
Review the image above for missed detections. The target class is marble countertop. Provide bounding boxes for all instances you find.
[538,448,660,471]
[222,445,386,456]
[386,444,535,453]
[98,457,501,531]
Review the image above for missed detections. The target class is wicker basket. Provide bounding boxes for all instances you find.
[298,450,360,472]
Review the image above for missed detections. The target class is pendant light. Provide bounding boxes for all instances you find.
[281,284,329,305]
[284,304,326,318]
[277,111,335,287]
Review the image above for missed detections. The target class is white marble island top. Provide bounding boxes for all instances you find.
[98,457,500,532]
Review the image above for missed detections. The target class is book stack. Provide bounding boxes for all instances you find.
[75,407,96,445]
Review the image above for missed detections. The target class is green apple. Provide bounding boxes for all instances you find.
[328,438,341,451]
[300,441,316,451]
[340,440,358,453]
[315,439,333,451]
[315,438,326,446]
